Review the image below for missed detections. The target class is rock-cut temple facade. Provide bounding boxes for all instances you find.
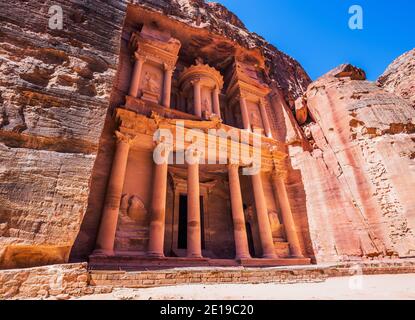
[87,8,312,269]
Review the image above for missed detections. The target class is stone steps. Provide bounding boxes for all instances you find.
[89,266,327,288]
[274,242,290,258]
[89,255,311,271]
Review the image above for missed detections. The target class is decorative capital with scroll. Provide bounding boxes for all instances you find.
[115,131,135,145]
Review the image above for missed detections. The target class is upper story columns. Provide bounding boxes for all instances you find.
[179,58,224,119]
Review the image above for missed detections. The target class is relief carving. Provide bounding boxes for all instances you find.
[143,71,160,93]
[250,110,262,129]
[119,194,148,224]
[128,196,148,222]
[244,205,255,224]
[268,210,281,234]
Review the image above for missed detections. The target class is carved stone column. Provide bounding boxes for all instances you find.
[148,143,172,258]
[271,167,303,257]
[192,80,202,117]
[186,149,203,258]
[239,95,251,131]
[251,173,277,258]
[162,64,174,108]
[129,53,145,98]
[94,131,133,255]
[213,86,221,118]
[259,99,272,138]
[228,164,251,260]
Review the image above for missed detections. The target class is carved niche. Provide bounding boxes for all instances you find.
[129,24,181,105]
[178,58,224,118]
[226,58,271,130]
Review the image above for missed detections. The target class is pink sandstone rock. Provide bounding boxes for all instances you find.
[288,61,415,262]
[378,48,415,108]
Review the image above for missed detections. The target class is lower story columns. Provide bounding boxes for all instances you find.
[251,173,277,259]
[228,164,251,260]
[94,132,133,255]
[186,149,203,258]
[271,169,303,258]
[147,144,171,257]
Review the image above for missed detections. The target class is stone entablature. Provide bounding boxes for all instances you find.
[113,107,285,170]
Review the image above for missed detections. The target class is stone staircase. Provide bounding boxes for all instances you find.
[274,242,290,258]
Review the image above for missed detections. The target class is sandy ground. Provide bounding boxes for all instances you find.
[76,274,415,300]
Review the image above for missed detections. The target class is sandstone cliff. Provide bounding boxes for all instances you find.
[0,0,311,268]
[378,48,415,108]
[0,0,126,268]
[284,55,415,262]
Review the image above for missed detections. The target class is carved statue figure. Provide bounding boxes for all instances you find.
[244,205,255,224]
[268,211,280,231]
[143,71,160,93]
[202,98,210,111]
[250,110,262,128]
[128,195,147,222]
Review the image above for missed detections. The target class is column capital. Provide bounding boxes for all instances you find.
[237,92,248,100]
[133,52,146,63]
[190,78,202,86]
[214,84,222,92]
[163,62,175,72]
[115,131,135,145]
[228,163,240,170]
[185,147,203,164]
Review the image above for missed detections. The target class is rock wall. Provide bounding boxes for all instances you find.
[0,0,128,268]
[286,58,415,263]
[0,262,112,299]
[378,49,415,108]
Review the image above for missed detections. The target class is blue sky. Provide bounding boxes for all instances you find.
[213,0,414,80]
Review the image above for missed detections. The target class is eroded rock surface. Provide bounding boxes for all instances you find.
[378,49,415,108]
[0,0,127,268]
[287,61,415,262]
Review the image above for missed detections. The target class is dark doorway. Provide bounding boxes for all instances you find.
[178,195,205,250]
[246,223,255,257]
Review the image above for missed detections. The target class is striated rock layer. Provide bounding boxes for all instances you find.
[0,0,126,268]
[378,49,415,108]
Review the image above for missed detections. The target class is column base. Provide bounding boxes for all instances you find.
[147,252,165,258]
[92,249,115,257]
[187,254,203,259]
[236,254,252,260]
